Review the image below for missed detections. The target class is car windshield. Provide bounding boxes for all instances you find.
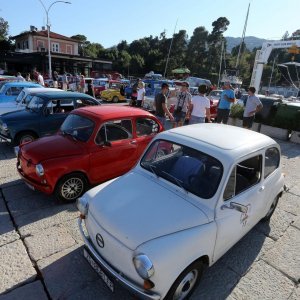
[141,140,223,199]
[60,114,95,142]
[27,96,44,112]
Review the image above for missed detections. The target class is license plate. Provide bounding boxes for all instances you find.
[83,248,114,292]
[25,182,35,191]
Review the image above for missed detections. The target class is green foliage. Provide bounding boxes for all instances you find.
[230,104,244,119]
[0,17,9,41]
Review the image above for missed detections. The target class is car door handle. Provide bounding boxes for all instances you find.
[221,202,248,213]
[259,186,265,192]
[130,140,137,144]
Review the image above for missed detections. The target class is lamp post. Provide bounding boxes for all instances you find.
[38,0,71,79]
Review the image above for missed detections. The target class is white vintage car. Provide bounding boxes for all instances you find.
[77,124,285,300]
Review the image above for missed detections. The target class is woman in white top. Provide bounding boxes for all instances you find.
[190,85,211,124]
[136,81,145,108]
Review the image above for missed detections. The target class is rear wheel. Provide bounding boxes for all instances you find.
[55,173,88,202]
[15,131,37,145]
[262,195,279,221]
[112,96,119,103]
[165,260,204,300]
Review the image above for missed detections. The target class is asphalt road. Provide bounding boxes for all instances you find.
[0,136,299,300]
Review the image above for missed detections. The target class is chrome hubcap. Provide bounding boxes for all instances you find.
[173,269,198,300]
[61,177,84,200]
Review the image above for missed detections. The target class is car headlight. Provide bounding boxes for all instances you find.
[14,146,20,157]
[133,254,154,279]
[77,196,89,217]
[2,122,8,131]
[35,164,44,177]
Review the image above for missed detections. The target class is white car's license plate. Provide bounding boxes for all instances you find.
[25,182,35,191]
[83,248,114,292]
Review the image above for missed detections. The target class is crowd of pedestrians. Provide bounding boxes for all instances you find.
[153,81,262,130]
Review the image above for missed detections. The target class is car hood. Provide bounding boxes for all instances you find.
[0,108,37,122]
[20,134,85,163]
[88,171,209,250]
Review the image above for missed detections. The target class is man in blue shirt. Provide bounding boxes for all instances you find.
[216,81,235,124]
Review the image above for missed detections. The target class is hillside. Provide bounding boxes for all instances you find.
[225,36,267,52]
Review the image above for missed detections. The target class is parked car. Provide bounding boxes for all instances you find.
[207,89,223,120]
[100,80,127,102]
[93,78,108,97]
[77,124,284,300]
[0,82,42,103]
[0,87,61,115]
[0,91,99,145]
[16,106,164,202]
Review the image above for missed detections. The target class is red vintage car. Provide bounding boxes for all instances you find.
[16,106,164,202]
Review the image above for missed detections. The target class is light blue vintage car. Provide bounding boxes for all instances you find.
[0,82,42,103]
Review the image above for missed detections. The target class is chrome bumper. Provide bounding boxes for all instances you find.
[77,218,161,300]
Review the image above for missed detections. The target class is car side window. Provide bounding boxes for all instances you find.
[75,98,96,108]
[264,147,280,178]
[224,155,262,200]
[6,87,22,96]
[95,120,132,144]
[136,118,159,137]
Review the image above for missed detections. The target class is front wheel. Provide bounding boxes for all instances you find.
[15,131,37,145]
[112,96,119,103]
[164,260,204,300]
[262,195,279,221]
[55,173,87,202]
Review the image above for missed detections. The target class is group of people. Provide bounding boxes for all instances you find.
[153,80,263,130]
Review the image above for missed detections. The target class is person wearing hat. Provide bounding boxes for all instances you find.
[243,86,263,129]
[216,81,235,124]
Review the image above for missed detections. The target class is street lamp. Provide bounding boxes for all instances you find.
[38,0,71,79]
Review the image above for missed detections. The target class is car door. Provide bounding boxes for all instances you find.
[213,153,266,262]
[88,119,138,183]
[40,99,71,136]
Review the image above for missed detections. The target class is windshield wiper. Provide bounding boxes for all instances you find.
[161,171,186,192]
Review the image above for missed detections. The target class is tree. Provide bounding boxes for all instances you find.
[0,17,9,41]
[185,26,209,74]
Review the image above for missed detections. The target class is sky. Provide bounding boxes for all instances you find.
[1,0,299,48]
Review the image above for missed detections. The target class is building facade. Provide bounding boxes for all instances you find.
[1,26,112,78]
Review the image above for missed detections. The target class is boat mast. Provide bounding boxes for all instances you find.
[164,18,178,78]
[235,2,251,69]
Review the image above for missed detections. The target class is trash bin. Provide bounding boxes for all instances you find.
[273,102,300,131]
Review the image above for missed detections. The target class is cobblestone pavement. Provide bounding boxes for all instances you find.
[0,138,299,300]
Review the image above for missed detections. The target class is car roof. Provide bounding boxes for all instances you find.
[73,105,154,119]
[23,87,59,93]
[35,91,96,99]
[2,82,41,87]
[158,123,275,157]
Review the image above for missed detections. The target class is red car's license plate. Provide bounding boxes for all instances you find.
[83,248,114,292]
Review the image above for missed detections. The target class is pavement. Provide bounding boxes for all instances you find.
[0,137,299,300]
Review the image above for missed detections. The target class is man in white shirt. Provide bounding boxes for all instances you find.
[243,86,263,129]
[37,72,45,86]
[189,85,211,124]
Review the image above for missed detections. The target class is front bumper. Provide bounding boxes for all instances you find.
[78,217,161,300]
[17,162,53,195]
[0,133,12,143]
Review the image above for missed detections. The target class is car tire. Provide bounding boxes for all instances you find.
[55,173,88,202]
[164,260,204,300]
[112,96,119,103]
[262,195,279,221]
[15,131,38,145]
